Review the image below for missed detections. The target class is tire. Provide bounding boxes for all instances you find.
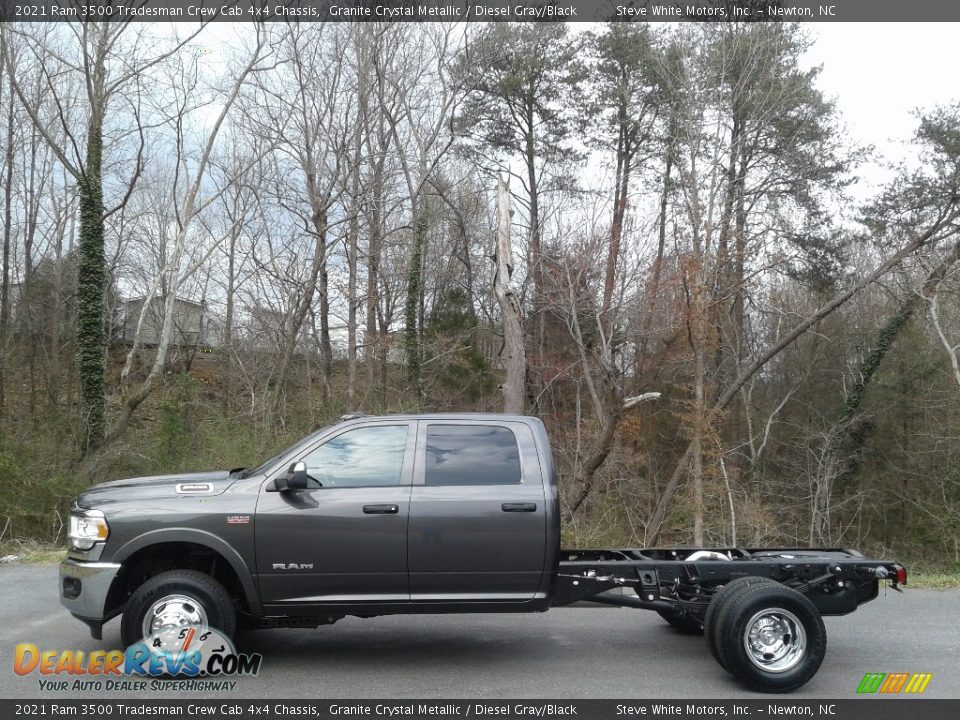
[121,569,237,648]
[714,583,827,693]
[657,609,704,635]
[704,576,777,670]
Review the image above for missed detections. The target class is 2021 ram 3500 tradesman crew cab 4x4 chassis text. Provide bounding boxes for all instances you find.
[60,413,905,693]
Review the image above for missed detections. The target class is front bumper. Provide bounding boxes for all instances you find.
[59,558,121,628]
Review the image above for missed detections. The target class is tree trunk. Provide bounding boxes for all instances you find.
[366,146,385,407]
[223,223,237,417]
[346,32,367,409]
[524,115,544,373]
[404,212,426,400]
[717,117,742,275]
[346,182,359,407]
[568,391,661,516]
[318,257,333,398]
[76,103,106,451]
[689,254,709,546]
[23,129,40,425]
[728,147,750,482]
[0,70,14,420]
[638,139,672,376]
[494,174,525,416]
[568,390,620,516]
[603,89,632,321]
[691,342,706,546]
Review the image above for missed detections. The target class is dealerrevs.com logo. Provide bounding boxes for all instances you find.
[856,672,933,694]
[14,626,262,691]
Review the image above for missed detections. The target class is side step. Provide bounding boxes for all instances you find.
[246,615,341,630]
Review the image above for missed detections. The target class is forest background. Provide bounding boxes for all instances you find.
[1,20,959,574]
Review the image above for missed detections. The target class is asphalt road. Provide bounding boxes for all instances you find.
[1,562,957,700]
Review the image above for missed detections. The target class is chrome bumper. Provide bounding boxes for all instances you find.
[59,558,121,621]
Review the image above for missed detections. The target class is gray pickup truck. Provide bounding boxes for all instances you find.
[61,413,905,692]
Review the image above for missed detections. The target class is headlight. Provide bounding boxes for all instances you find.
[68,509,109,550]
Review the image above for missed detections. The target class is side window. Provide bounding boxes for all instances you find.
[425,425,522,486]
[302,425,408,488]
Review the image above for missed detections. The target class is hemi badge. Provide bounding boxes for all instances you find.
[175,482,213,494]
[227,515,251,525]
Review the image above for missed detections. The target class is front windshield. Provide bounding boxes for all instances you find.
[240,425,332,478]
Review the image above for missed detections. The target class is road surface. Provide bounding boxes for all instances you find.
[1,562,956,699]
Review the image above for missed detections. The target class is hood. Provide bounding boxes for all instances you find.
[75,470,238,508]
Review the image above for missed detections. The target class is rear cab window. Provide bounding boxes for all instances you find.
[424,424,522,486]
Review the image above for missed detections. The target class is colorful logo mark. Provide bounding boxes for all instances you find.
[14,625,261,678]
[857,672,932,694]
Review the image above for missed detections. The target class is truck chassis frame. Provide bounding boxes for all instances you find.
[554,547,904,619]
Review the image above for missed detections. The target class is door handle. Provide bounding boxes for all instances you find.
[501,502,537,512]
[363,504,399,515]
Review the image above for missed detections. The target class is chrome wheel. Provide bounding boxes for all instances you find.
[742,607,806,673]
[141,594,208,638]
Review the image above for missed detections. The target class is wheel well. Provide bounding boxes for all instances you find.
[106,542,249,618]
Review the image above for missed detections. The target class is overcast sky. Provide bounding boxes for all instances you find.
[804,23,960,197]
[196,22,960,180]
[189,21,960,210]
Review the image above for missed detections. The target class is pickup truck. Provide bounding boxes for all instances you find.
[61,413,906,693]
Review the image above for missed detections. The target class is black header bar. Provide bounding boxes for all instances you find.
[3,0,960,23]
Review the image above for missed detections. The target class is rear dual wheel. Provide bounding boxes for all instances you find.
[704,576,772,668]
[705,578,827,693]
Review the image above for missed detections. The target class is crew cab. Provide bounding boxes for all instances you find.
[61,413,906,692]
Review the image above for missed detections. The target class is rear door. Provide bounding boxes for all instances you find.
[407,420,547,601]
[255,421,415,611]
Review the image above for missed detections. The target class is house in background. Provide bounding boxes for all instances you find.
[121,295,209,347]
[244,303,315,354]
[244,304,286,351]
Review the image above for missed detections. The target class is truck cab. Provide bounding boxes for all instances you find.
[60,414,559,647]
[252,415,559,612]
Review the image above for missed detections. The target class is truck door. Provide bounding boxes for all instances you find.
[255,421,415,611]
[408,420,547,601]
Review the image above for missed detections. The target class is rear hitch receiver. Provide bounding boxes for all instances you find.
[871,564,906,591]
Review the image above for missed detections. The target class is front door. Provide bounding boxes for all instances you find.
[255,422,415,611]
[407,420,547,602]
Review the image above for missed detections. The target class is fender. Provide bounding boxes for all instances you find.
[111,527,263,614]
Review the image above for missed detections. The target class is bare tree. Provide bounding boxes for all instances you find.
[1,22,206,450]
[0,48,13,418]
[107,27,272,444]
[459,23,583,374]
[242,23,355,412]
[372,24,464,398]
[493,173,525,414]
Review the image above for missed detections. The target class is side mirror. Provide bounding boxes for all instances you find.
[270,461,312,493]
[286,461,309,490]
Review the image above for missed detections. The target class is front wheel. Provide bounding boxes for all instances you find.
[120,570,237,648]
[714,583,826,693]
